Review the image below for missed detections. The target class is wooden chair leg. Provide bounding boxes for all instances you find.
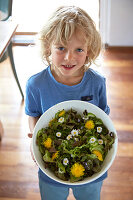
[8,42,24,99]
[0,120,4,141]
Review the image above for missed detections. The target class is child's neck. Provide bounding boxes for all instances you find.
[56,75,84,86]
[51,67,85,86]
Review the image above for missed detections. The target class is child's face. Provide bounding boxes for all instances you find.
[50,29,88,82]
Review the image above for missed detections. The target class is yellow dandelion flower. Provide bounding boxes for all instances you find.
[44,137,52,149]
[85,120,95,130]
[52,151,59,160]
[49,118,56,127]
[71,163,85,178]
[59,110,65,117]
[92,150,103,161]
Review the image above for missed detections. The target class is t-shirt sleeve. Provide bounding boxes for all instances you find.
[25,80,41,117]
[99,78,110,115]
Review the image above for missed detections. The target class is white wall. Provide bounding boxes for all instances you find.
[12,0,99,32]
[100,0,133,46]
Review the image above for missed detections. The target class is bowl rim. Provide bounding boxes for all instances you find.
[32,100,118,185]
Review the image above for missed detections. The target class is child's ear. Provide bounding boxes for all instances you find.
[86,54,89,60]
[86,50,89,57]
[47,49,51,56]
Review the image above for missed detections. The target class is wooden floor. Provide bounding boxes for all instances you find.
[0,46,133,200]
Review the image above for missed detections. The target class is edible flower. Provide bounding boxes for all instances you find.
[58,117,64,123]
[97,127,102,133]
[98,139,103,145]
[44,137,52,149]
[67,134,72,140]
[52,151,59,160]
[85,120,95,130]
[92,150,103,161]
[48,118,56,127]
[71,163,85,177]
[63,158,69,165]
[59,110,65,117]
[89,137,96,143]
[56,132,62,137]
[71,129,79,136]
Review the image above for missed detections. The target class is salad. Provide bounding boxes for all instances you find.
[36,109,115,182]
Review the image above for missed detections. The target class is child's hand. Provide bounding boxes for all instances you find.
[28,133,38,166]
[28,133,33,138]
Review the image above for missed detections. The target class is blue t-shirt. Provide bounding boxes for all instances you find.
[25,66,110,186]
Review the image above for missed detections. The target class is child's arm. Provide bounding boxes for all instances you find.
[28,116,40,137]
[28,116,40,164]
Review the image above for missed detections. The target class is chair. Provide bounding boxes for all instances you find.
[0,0,24,99]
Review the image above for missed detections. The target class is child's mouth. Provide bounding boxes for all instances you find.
[62,65,75,70]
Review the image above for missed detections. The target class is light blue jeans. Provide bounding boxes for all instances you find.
[38,176,103,200]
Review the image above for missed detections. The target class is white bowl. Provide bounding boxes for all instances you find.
[32,100,118,185]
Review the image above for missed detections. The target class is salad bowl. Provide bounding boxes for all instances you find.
[32,100,118,185]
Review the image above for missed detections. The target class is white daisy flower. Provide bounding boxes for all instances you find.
[97,127,102,133]
[89,137,96,143]
[71,129,78,136]
[56,132,61,137]
[98,139,103,145]
[58,117,64,123]
[63,158,69,166]
[66,134,72,140]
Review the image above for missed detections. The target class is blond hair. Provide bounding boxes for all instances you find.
[39,6,101,68]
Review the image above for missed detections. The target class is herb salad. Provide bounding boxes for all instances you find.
[36,109,115,182]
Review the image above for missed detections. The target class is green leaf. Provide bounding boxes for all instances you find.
[43,150,53,162]
[87,113,96,118]
[57,162,66,173]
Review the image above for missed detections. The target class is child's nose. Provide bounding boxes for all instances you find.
[64,51,74,61]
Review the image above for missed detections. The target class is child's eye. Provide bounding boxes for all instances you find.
[58,47,65,51]
[76,48,83,52]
